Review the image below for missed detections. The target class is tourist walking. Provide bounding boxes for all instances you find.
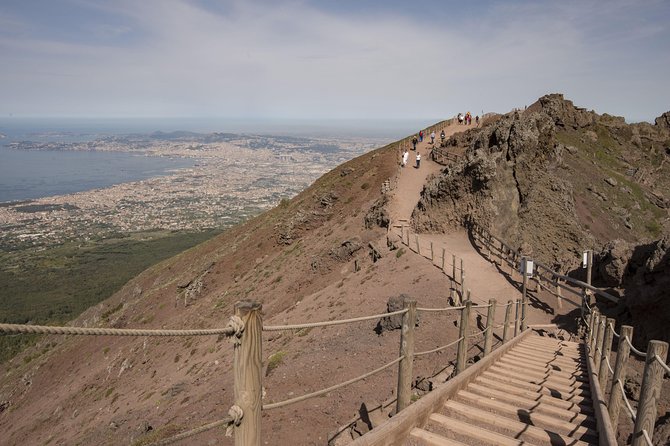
[440,129,446,144]
[415,152,421,168]
[430,131,435,144]
[419,130,424,142]
[402,150,409,167]
[412,135,418,151]
[475,115,480,126]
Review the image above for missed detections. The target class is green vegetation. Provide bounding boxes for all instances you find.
[266,350,286,376]
[0,229,221,363]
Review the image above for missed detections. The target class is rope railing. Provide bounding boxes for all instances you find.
[414,337,463,358]
[263,356,404,410]
[262,309,407,331]
[148,407,243,445]
[0,318,243,337]
[655,354,670,376]
[617,379,637,422]
[417,305,465,313]
[624,335,648,358]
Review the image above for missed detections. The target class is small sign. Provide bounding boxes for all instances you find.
[519,258,534,276]
[582,251,589,268]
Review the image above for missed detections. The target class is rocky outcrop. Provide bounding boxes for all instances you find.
[655,111,670,129]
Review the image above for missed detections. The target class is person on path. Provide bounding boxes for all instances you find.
[440,129,446,144]
[458,113,463,125]
[430,131,435,144]
[419,130,424,142]
[412,135,418,151]
[475,115,480,126]
[415,152,421,168]
[402,150,409,167]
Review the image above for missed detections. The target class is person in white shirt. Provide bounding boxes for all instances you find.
[416,152,421,168]
[430,131,435,144]
[402,150,409,167]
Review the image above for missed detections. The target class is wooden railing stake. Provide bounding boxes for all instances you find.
[415,235,420,255]
[593,315,607,370]
[609,325,634,429]
[514,299,521,337]
[441,247,446,271]
[502,300,513,343]
[521,261,528,331]
[396,299,417,413]
[632,340,669,446]
[456,300,472,375]
[234,301,263,446]
[483,299,496,356]
[598,317,616,391]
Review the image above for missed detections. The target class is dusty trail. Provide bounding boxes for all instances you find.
[387,121,523,307]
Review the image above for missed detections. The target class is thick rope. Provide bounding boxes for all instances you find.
[624,336,647,358]
[147,405,242,445]
[605,356,615,375]
[263,356,404,410]
[468,329,486,339]
[617,379,637,422]
[0,316,243,337]
[417,306,466,313]
[262,309,407,331]
[415,337,463,357]
[655,354,670,376]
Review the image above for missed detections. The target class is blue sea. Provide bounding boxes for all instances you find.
[0,117,437,203]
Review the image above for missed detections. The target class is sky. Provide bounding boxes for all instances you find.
[1,0,669,123]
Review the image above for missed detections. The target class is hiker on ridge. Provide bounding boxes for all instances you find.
[415,152,421,168]
[412,135,418,151]
[402,149,409,167]
[440,129,446,144]
[430,131,435,144]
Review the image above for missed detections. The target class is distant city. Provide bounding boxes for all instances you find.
[0,131,383,249]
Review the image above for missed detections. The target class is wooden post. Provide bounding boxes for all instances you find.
[609,325,634,428]
[598,318,616,391]
[234,301,263,446]
[441,247,446,271]
[452,254,456,281]
[555,277,563,309]
[405,229,410,246]
[396,299,417,412]
[521,259,528,331]
[514,299,521,337]
[415,235,420,255]
[589,309,600,356]
[503,300,513,343]
[483,299,496,357]
[400,225,404,242]
[456,300,471,375]
[586,249,593,286]
[631,340,669,446]
[460,259,465,298]
[586,308,597,348]
[593,315,606,369]
[430,241,434,262]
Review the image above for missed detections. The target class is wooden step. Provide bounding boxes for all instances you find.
[488,365,589,389]
[455,390,598,441]
[480,371,591,400]
[466,382,594,423]
[494,359,589,383]
[475,376,594,411]
[503,351,586,369]
[517,338,583,350]
[522,337,581,348]
[443,400,593,446]
[426,413,541,446]
[511,345,584,360]
[497,355,586,377]
[408,428,469,446]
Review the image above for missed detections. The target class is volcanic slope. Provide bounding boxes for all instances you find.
[0,122,492,446]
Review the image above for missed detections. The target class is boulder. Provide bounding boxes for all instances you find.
[655,111,670,129]
[376,294,419,333]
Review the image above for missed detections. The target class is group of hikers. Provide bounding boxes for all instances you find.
[404,127,447,169]
[457,111,478,126]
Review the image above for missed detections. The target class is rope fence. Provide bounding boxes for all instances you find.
[262,309,407,331]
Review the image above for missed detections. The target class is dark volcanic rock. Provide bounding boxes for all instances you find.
[655,111,670,129]
[376,294,419,333]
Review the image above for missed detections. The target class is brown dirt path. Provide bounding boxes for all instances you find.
[387,122,523,307]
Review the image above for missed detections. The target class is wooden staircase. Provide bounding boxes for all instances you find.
[406,336,597,446]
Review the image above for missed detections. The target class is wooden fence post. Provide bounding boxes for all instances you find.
[502,300,513,343]
[460,259,465,299]
[483,299,496,356]
[234,301,263,446]
[586,308,596,348]
[452,254,456,281]
[396,299,417,412]
[441,247,446,271]
[631,340,669,446]
[589,308,600,358]
[593,315,607,370]
[521,260,528,331]
[514,299,521,337]
[415,235,420,255]
[598,318,616,390]
[430,241,434,262]
[400,225,404,242]
[609,325,634,429]
[555,277,563,309]
[456,300,471,375]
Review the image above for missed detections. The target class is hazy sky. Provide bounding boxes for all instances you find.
[1,0,669,122]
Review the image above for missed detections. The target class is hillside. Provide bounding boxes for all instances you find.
[1,95,669,445]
